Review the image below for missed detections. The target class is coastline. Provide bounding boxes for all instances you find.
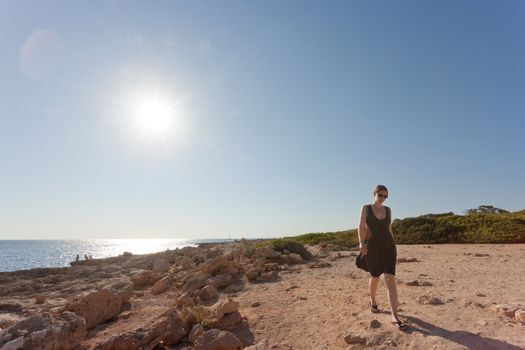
[1,241,524,349]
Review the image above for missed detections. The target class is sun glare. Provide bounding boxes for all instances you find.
[132,96,178,139]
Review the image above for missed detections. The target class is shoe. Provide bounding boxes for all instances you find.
[370,301,379,313]
[391,320,407,330]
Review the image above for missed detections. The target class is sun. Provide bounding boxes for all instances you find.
[132,96,178,139]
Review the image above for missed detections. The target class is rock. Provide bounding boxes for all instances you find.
[0,312,86,350]
[288,253,304,264]
[152,275,173,295]
[476,320,487,326]
[243,339,269,350]
[131,270,158,289]
[122,251,133,256]
[308,262,332,268]
[98,314,173,349]
[184,274,207,291]
[251,302,261,307]
[0,314,22,329]
[344,333,367,345]
[515,309,525,325]
[35,295,47,304]
[193,329,242,350]
[161,308,190,345]
[246,268,262,281]
[105,278,134,303]
[189,323,205,343]
[474,253,490,257]
[199,285,219,301]
[213,297,239,321]
[279,240,313,260]
[420,281,433,286]
[417,295,444,305]
[176,290,195,306]
[151,258,170,273]
[208,311,243,330]
[260,271,278,281]
[370,319,381,329]
[200,255,229,275]
[254,246,282,261]
[0,303,22,313]
[226,282,243,293]
[66,289,124,329]
[476,292,486,297]
[207,273,233,288]
[264,263,279,271]
[206,248,224,259]
[491,304,518,318]
[406,280,420,286]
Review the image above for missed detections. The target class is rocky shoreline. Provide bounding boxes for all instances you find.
[0,239,334,349]
[1,241,524,349]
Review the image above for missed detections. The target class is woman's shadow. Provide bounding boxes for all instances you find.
[401,314,523,350]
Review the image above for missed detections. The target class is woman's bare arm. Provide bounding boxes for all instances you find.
[358,205,368,247]
[388,207,395,240]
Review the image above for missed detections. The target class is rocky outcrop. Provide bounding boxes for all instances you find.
[193,329,242,350]
[65,280,132,329]
[279,241,313,260]
[130,270,159,289]
[0,312,86,350]
[151,275,173,295]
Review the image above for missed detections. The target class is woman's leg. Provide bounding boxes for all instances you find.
[369,276,380,306]
[384,273,400,321]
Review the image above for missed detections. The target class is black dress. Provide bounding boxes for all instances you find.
[365,204,397,277]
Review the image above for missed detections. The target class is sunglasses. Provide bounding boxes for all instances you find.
[376,193,388,198]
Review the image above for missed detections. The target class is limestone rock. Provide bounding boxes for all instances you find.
[279,240,313,260]
[417,295,444,305]
[308,262,332,269]
[184,274,207,291]
[369,319,381,329]
[66,289,123,329]
[245,268,262,281]
[514,309,525,325]
[288,253,304,264]
[213,297,239,321]
[344,333,367,345]
[176,290,195,306]
[189,323,205,343]
[0,312,86,350]
[34,295,47,304]
[193,329,242,350]
[254,247,282,260]
[491,304,518,318]
[207,273,233,288]
[264,263,278,271]
[131,270,158,289]
[153,258,171,273]
[199,285,219,301]
[151,275,173,295]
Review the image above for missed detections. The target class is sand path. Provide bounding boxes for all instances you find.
[234,244,525,349]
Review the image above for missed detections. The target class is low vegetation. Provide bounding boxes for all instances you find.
[258,206,525,248]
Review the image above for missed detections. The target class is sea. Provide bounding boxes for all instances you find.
[0,239,233,272]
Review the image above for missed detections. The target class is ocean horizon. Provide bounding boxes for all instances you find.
[0,238,234,272]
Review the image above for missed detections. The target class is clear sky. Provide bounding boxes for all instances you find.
[0,0,524,240]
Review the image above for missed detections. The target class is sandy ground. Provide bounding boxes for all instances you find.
[234,244,525,350]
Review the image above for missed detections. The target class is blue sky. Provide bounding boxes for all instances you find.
[0,0,524,239]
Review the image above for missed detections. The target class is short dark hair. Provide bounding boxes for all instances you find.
[374,185,388,195]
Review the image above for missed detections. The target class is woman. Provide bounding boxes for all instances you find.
[358,185,406,329]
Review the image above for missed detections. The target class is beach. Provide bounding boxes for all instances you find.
[0,241,524,349]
